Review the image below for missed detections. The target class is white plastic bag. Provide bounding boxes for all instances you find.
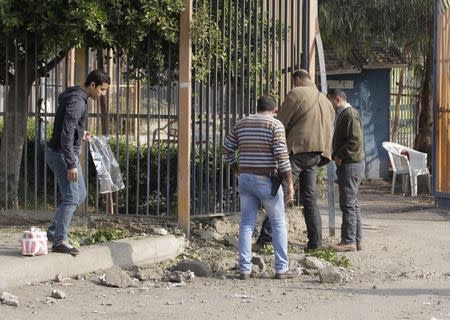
[89,135,125,194]
[20,227,48,256]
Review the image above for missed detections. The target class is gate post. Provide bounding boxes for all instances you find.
[178,0,193,238]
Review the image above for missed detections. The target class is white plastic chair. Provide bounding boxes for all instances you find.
[382,141,431,196]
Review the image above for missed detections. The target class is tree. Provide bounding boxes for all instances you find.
[319,0,434,164]
[0,0,185,208]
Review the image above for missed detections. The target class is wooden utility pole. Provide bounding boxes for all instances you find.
[177,0,193,238]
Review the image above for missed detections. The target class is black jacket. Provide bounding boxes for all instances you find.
[48,86,88,169]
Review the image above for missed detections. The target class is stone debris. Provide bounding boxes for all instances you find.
[233,293,255,300]
[167,270,195,283]
[212,218,237,236]
[304,256,327,270]
[251,255,266,272]
[100,266,137,288]
[139,287,150,293]
[135,267,163,281]
[173,260,212,277]
[54,274,63,282]
[1,292,19,307]
[195,229,222,242]
[223,235,239,249]
[212,257,238,272]
[166,300,183,305]
[152,228,168,236]
[51,290,66,299]
[45,297,57,304]
[166,282,186,288]
[318,266,343,284]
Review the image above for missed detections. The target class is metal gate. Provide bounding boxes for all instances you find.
[190,0,307,216]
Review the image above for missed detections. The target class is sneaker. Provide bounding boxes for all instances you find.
[356,242,363,251]
[275,269,298,280]
[331,242,356,252]
[52,243,80,256]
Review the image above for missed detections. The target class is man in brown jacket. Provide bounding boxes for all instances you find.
[255,69,334,251]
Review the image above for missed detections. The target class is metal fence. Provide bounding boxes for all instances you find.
[190,0,306,215]
[389,67,421,148]
[0,0,306,217]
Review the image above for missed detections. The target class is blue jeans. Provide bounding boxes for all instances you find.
[47,148,86,246]
[238,173,289,274]
[336,160,365,244]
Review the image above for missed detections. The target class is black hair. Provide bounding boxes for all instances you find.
[257,95,277,112]
[327,88,347,100]
[292,69,311,81]
[84,69,111,87]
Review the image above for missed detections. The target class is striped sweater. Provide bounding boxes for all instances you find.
[222,113,291,173]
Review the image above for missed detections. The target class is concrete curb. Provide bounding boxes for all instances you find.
[0,235,185,289]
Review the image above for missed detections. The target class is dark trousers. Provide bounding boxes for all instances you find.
[336,160,365,244]
[257,152,323,249]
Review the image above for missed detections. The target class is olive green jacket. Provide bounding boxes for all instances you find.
[332,105,365,163]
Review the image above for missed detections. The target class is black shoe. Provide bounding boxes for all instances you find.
[52,243,80,256]
[239,272,253,280]
[275,269,298,280]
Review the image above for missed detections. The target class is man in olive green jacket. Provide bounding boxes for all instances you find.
[327,89,365,252]
[255,70,335,251]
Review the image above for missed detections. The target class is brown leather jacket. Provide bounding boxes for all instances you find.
[277,80,335,166]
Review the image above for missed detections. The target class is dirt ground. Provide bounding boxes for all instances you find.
[1,180,450,320]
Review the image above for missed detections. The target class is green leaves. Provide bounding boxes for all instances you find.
[319,0,433,73]
[69,227,130,246]
[0,0,185,83]
[305,248,352,268]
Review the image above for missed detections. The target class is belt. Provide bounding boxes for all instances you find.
[239,167,274,177]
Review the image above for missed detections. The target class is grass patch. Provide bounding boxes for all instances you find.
[259,244,275,255]
[69,227,130,247]
[305,248,351,268]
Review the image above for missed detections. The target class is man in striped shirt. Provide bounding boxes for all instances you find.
[223,95,296,280]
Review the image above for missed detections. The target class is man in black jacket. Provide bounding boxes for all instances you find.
[47,70,110,255]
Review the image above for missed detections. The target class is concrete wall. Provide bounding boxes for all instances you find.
[328,69,390,179]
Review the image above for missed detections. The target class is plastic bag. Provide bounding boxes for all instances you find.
[20,227,48,256]
[89,135,125,194]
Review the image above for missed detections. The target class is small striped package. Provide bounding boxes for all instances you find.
[20,227,48,256]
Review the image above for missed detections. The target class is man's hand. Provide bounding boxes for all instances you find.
[83,130,91,141]
[284,182,294,203]
[334,156,342,166]
[67,168,78,182]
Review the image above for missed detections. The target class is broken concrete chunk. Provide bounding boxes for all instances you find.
[1,292,19,307]
[100,266,136,288]
[173,260,212,277]
[46,297,57,304]
[251,255,266,272]
[304,256,326,270]
[51,290,66,299]
[152,228,168,236]
[318,266,343,284]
